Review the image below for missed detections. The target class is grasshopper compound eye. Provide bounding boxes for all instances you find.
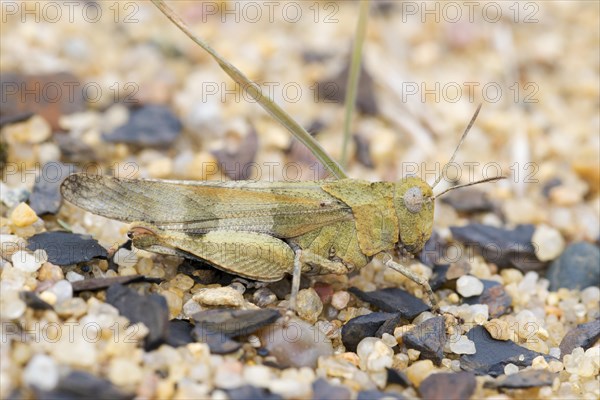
[128,226,157,239]
[403,186,424,213]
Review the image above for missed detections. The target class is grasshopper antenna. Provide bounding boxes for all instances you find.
[433,176,506,200]
[431,104,482,190]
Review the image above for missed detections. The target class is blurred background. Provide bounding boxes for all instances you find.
[1,1,598,242]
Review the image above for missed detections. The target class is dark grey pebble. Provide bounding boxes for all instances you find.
[0,185,29,208]
[460,326,555,377]
[356,390,404,400]
[20,291,53,311]
[403,316,446,365]
[165,319,195,347]
[192,308,280,337]
[441,188,495,213]
[341,312,400,353]
[418,372,476,400]
[191,308,280,354]
[225,385,282,400]
[192,325,242,354]
[464,280,512,318]
[312,378,351,400]
[211,125,258,180]
[106,284,169,351]
[484,369,557,389]
[27,231,107,266]
[559,318,600,357]
[30,162,73,215]
[316,62,379,115]
[547,242,600,291]
[386,368,411,388]
[103,104,182,146]
[450,223,546,271]
[71,275,161,292]
[353,135,374,169]
[419,230,447,268]
[35,370,133,400]
[429,264,451,291]
[348,287,429,320]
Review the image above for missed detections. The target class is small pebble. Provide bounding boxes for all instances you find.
[405,359,435,387]
[504,363,519,375]
[407,348,421,361]
[0,235,27,259]
[108,358,143,386]
[170,274,195,291]
[258,317,333,368]
[531,355,549,370]
[296,288,323,324]
[161,289,183,319]
[10,202,38,227]
[113,248,138,269]
[147,157,173,179]
[449,335,476,355]
[580,286,600,307]
[331,290,350,310]
[501,269,523,284]
[65,271,85,282]
[356,337,393,372]
[252,287,277,307]
[313,282,333,304]
[37,262,64,282]
[242,365,273,388]
[0,290,27,319]
[0,183,29,208]
[11,250,42,273]
[182,299,203,318]
[381,333,397,348]
[54,297,88,318]
[193,287,245,308]
[228,282,246,294]
[419,371,477,400]
[39,291,58,306]
[23,354,59,391]
[46,280,73,304]
[547,242,600,291]
[548,360,564,373]
[213,360,244,389]
[484,319,512,341]
[456,275,484,297]
[269,378,311,398]
[549,347,561,359]
[532,224,565,261]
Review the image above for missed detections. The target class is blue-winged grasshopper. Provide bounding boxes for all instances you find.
[61,2,502,312]
[60,106,501,312]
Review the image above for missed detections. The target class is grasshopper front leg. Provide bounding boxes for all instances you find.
[383,255,438,312]
[286,248,303,318]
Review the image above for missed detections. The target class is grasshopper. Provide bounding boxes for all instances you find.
[60,106,501,313]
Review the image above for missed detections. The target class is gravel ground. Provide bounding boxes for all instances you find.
[1,1,599,399]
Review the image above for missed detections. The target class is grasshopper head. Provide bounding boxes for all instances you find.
[128,224,162,249]
[127,223,181,257]
[394,176,434,254]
